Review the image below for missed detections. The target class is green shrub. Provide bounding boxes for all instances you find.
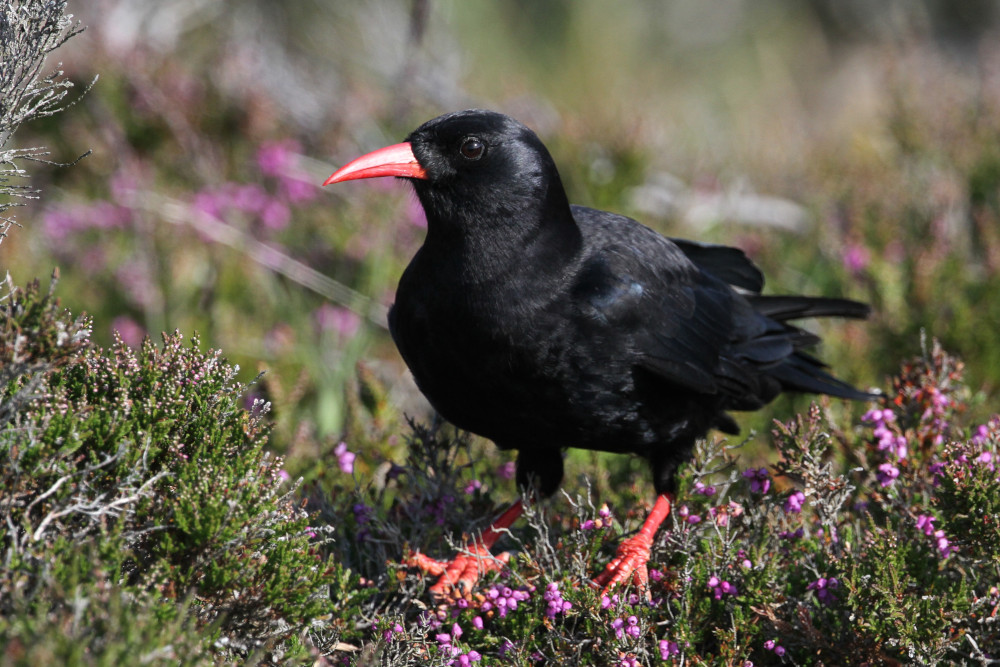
[1,276,338,664]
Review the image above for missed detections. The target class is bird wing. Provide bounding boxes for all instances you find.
[570,207,756,397]
[568,206,868,406]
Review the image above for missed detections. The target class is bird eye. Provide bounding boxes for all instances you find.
[459,137,485,160]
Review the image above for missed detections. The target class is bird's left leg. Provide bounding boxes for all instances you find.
[592,493,672,593]
[406,499,524,600]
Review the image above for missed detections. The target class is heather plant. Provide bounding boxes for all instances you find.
[0,0,87,245]
[0,276,341,663]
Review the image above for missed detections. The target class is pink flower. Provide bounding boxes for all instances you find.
[877,462,900,487]
[496,461,516,480]
[256,139,300,177]
[708,575,737,599]
[743,467,771,494]
[659,640,679,659]
[842,242,871,274]
[279,176,318,204]
[334,442,355,474]
[934,529,954,557]
[111,316,146,348]
[784,490,806,514]
[314,304,361,339]
[807,577,839,605]
[259,199,291,230]
[693,481,716,496]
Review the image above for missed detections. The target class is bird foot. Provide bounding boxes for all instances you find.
[405,544,511,601]
[592,532,653,593]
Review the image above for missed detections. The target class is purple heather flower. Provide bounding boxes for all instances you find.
[256,139,300,177]
[842,242,870,274]
[916,514,936,536]
[279,176,317,204]
[482,585,531,618]
[111,315,146,348]
[779,527,805,541]
[659,640,680,659]
[497,461,516,480]
[971,424,990,446]
[864,408,909,459]
[708,575,737,600]
[693,480,716,496]
[229,183,270,212]
[352,503,373,540]
[928,460,945,485]
[625,615,640,639]
[334,442,356,474]
[743,467,771,494]
[383,622,404,642]
[934,529,954,557]
[192,190,225,220]
[543,582,572,619]
[472,616,483,630]
[764,640,775,650]
[784,490,806,514]
[453,652,481,666]
[977,451,994,470]
[877,462,900,487]
[314,304,361,339]
[259,198,291,230]
[677,505,698,524]
[464,479,482,495]
[807,577,839,605]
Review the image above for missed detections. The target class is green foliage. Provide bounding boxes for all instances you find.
[0,276,338,664]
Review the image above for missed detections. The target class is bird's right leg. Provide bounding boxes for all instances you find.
[406,500,524,600]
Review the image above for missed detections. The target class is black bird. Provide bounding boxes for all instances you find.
[324,109,873,596]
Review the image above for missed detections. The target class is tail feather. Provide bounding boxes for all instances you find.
[748,294,878,401]
[770,353,879,401]
[749,295,871,322]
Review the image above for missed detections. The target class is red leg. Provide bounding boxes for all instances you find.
[593,493,672,593]
[406,500,525,599]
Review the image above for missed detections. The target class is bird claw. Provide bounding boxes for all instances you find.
[592,532,653,594]
[405,544,511,601]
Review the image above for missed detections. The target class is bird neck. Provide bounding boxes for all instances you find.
[418,179,582,285]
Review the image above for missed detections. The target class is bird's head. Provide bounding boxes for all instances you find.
[325,110,572,237]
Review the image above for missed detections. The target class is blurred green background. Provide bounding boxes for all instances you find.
[4,0,1000,478]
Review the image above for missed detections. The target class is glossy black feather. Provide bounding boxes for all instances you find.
[387,110,873,496]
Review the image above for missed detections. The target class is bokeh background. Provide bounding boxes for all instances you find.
[5,0,1000,477]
